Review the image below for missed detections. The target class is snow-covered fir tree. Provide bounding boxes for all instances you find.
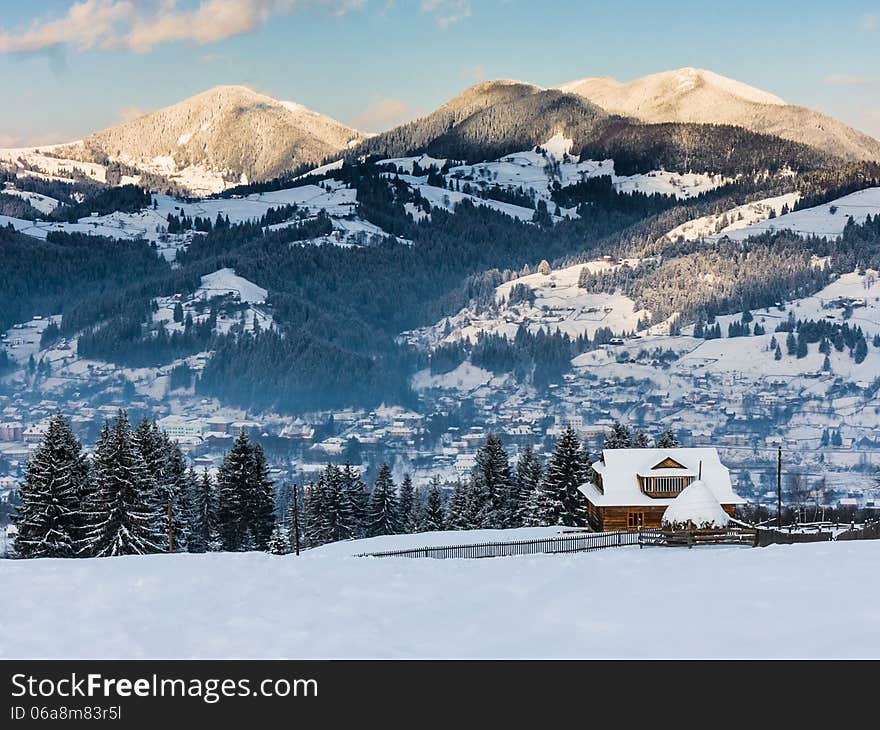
[248,443,276,550]
[341,463,368,539]
[408,487,425,533]
[189,468,219,553]
[444,479,470,530]
[302,479,329,548]
[398,474,419,532]
[13,413,88,559]
[215,429,274,551]
[656,428,681,448]
[268,521,290,555]
[514,445,543,527]
[537,427,590,527]
[367,463,399,536]
[422,476,444,532]
[469,434,514,528]
[81,411,164,557]
[603,421,632,449]
[321,464,356,543]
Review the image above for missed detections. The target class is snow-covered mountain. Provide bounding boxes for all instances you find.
[353,80,610,162]
[556,67,880,162]
[85,85,363,191]
[3,86,364,195]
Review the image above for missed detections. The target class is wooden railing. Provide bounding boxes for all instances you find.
[357,529,662,560]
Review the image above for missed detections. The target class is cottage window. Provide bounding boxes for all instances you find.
[627,511,644,528]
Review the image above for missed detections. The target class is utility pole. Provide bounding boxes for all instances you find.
[167,496,174,553]
[291,484,301,556]
[777,445,782,529]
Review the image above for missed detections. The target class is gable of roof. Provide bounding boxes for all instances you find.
[651,456,688,470]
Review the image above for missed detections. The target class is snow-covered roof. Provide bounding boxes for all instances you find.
[580,447,745,507]
[662,480,731,528]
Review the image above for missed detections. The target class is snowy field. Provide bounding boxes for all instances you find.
[1,539,878,658]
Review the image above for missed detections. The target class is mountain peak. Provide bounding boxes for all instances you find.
[556,67,879,161]
[79,86,364,194]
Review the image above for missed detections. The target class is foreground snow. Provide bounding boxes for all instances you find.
[1,539,878,658]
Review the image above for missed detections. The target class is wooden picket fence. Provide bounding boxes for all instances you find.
[357,528,662,560]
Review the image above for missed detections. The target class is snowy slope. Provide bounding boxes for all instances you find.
[711,187,880,241]
[382,137,728,216]
[1,184,59,214]
[1,540,878,658]
[0,182,377,254]
[403,257,658,351]
[661,192,800,243]
[198,269,267,303]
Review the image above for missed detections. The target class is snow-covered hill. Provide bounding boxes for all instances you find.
[0,86,364,195]
[708,187,880,242]
[403,256,663,355]
[557,67,880,162]
[660,192,801,244]
[1,539,878,658]
[0,179,397,259]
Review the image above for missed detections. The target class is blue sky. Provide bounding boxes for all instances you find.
[1,0,879,145]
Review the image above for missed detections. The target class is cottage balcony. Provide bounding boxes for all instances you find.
[637,472,696,498]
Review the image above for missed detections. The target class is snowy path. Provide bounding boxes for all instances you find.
[1,540,878,658]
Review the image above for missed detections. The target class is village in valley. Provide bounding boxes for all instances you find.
[3,256,880,532]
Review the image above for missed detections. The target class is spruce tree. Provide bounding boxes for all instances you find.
[341,463,369,539]
[13,414,87,559]
[397,474,416,533]
[539,428,590,527]
[422,477,444,532]
[470,434,514,528]
[656,428,680,448]
[248,443,276,550]
[268,521,290,555]
[82,411,164,557]
[514,445,543,527]
[321,464,356,542]
[189,468,219,553]
[444,479,469,530]
[604,422,632,448]
[215,429,254,551]
[303,479,332,548]
[367,463,399,536]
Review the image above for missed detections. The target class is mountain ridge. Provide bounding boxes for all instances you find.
[556,67,880,162]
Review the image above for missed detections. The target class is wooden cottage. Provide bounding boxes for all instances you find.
[578,447,745,532]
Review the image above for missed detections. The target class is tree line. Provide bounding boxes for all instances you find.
[12,412,274,559]
[13,411,683,558]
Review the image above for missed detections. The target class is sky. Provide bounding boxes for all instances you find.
[1,0,879,146]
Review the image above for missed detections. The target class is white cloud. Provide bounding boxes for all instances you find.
[861,13,879,30]
[0,0,136,53]
[421,0,472,29]
[0,0,364,54]
[349,97,420,132]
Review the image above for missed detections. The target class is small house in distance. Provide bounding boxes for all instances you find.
[579,447,745,531]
